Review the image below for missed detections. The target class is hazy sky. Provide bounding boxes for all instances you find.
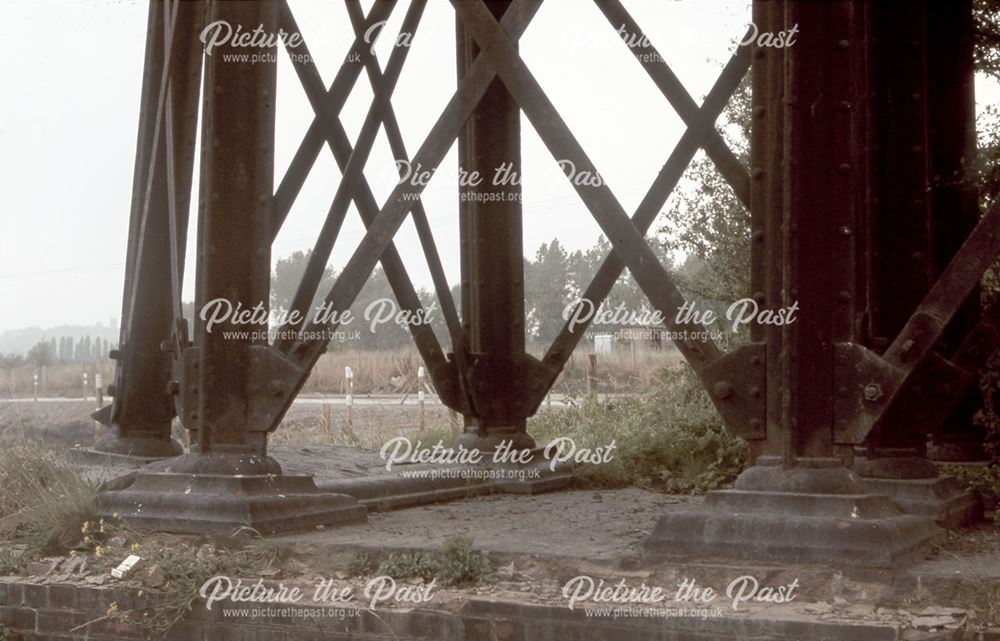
[1,0,997,334]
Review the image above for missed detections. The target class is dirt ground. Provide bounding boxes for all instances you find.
[0,399,454,450]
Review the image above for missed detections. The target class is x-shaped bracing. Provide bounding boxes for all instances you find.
[263,0,758,432]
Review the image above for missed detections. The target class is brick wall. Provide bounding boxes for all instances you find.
[0,579,967,641]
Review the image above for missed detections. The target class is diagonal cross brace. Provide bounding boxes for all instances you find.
[451,0,724,373]
[341,0,466,350]
[273,1,468,408]
[541,31,751,384]
[265,0,543,426]
[595,0,751,209]
[835,198,1000,444]
[271,1,397,239]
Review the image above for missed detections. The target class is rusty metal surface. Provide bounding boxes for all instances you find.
[99,0,1000,478]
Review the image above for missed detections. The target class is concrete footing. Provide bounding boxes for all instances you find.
[96,453,366,535]
[643,457,943,567]
[861,476,983,529]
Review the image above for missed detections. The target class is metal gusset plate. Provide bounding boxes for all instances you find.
[835,198,1000,443]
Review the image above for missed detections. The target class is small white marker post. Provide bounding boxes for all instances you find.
[417,366,426,431]
[32,374,38,402]
[344,366,354,435]
[94,374,103,440]
[83,372,89,401]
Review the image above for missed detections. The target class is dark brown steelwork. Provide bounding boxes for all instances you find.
[96,0,202,458]
[454,0,533,450]
[95,0,999,545]
[189,0,279,462]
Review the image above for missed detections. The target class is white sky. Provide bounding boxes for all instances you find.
[0,0,997,334]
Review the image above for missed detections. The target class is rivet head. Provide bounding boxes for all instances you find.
[837,163,851,175]
[754,106,766,118]
[863,384,884,402]
[751,167,765,180]
[753,291,765,304]
[838,290,852,302]
[838,100,851,112]
[752,230,765,243]
[839,226,852,237]
[837,39,850,49]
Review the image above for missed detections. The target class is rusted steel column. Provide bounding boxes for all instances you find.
[454,0,534,452]
[644,0,941,566]
[924,0,989,463]
[93,0,203,459]
[854,0,939,478]
[96,0,365,533]
[186,0,278,464]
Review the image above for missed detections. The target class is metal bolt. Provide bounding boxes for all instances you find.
[837,39,850,49]
[750,355,762,366]
[837,163,851,175]
[713,381,733,400]
[269,380,285,396]
[863,384,884,402]
[749,386,761,398]
[166,380,180,396]
[751,167,765,180]
[839,226,852,237]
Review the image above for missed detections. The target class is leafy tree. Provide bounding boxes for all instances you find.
[270,250,337,315]
[26,341,55,368]
[524,239,574,343]
[658,78,751,306]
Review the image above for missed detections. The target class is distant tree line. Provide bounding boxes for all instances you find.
[1,335,116,369]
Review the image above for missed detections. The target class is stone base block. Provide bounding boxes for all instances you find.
[644,457,942,568]
[97,471,366,535]
[643,489,942,567]
[861,476,983,529]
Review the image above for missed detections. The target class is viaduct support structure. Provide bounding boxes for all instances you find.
[94,0,997,562]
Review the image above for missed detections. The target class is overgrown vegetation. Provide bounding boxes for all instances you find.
[116,531,279,635]
[0,444,98,557]
[938,462,1000,507]
[369,536,492,587]
[529,367,749,493]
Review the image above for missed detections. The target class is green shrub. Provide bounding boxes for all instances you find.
[436,536,492,586]
[376,551,437,581]
[375,536,492,586]
[529,367,749,493]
